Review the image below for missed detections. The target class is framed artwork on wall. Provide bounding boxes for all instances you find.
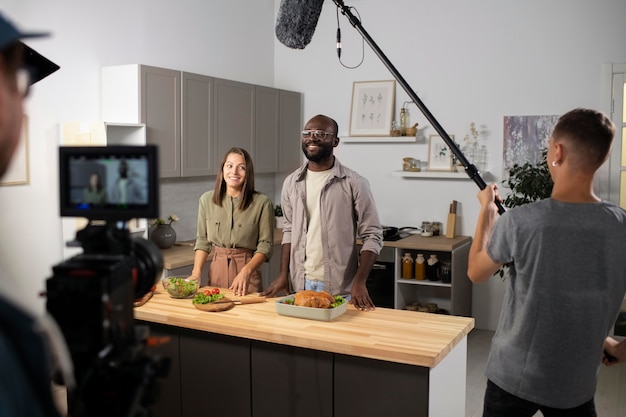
[0,115,29,186]
[349,80,395,136]
[427,134,454,171]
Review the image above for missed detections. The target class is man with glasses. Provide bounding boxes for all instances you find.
[262,114,383,310]
[0,12,64,417]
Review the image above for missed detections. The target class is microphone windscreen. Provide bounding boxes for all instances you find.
[275,0,325,50]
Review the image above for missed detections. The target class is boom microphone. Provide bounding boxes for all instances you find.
[275,0,325,49]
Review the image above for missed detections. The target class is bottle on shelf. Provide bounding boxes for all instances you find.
[426,254,440,281]
[401,253,414,279]
[415,253,426,280]
[399,108,407,136]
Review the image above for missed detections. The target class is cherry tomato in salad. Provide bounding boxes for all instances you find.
[203,289,212,296]
[211,288,220,295]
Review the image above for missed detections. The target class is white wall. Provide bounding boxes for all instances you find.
[1,0,625,329]
[274,0,626,329]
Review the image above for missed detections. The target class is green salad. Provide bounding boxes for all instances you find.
[192,293,225,304]
[162,277,198,298]
[330,295,347,308]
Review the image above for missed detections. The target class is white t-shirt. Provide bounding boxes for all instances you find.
[304,169,332,281]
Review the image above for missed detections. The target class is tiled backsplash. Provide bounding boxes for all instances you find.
[158,174,278,242]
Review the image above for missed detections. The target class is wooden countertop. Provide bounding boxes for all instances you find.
[383,234,471,251]
[134,287,474,368]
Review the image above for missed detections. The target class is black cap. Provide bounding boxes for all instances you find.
[19,41,60,84]
[0,12,59,84]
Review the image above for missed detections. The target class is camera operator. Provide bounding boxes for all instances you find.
[0,12,68,417]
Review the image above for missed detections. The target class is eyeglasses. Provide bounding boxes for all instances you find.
[16,67,31,98]
[301,130,336,140]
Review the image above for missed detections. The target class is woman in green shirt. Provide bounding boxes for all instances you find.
[191,147,274,295]
[83,172,106,205]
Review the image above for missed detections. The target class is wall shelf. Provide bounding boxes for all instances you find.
[391,170,474,179]
[342,136,418,143]
[397,278,452,288]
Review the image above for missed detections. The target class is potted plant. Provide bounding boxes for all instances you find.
[150,214,180,249]
[274,204,284,229]
[494,148,553,278]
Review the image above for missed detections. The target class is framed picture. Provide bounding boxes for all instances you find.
[349,80,395,136]
[427,134,455,171]
[0,115,29,186]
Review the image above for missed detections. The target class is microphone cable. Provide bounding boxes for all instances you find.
[335,6,365,69]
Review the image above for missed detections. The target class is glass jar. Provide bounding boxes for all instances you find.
[426,254,439,281]
[415,254,426,280]
[399,108,407,136]
[440,261,451,283]
[421,221,433,237]
[401,253,414,279]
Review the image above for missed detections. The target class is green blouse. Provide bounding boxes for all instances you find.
[194,190,274,260]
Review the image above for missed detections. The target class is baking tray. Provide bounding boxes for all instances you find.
[275,295,347,321]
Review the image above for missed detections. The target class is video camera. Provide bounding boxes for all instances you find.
[46,145,168,417]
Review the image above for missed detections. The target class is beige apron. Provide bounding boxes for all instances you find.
[209,247,262,292]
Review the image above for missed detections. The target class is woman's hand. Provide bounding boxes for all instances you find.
[229,268,252,296]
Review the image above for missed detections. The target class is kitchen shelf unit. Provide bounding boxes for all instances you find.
[390,235,472,316]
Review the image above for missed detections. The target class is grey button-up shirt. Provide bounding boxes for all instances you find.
[280,158,383,295]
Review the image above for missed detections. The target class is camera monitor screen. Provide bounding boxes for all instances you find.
[59,145,159,220]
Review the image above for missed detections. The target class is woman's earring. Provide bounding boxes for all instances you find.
[552,160,558,167]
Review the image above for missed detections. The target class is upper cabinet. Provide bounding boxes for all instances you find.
[182,72,214,177]
[278,89,302,173]
[102,65,182,178]
[255,86,280,173]
[102,64,301,178]
[212,78,255,169]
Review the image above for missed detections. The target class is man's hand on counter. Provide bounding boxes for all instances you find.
[350,282,376,311]
[260,274,289,297]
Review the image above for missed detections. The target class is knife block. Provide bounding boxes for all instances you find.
[445,213,456,238]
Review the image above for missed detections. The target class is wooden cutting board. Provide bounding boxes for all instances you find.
[193,296,267,312]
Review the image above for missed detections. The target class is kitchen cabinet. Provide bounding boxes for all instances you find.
[391,235,471,316]
[102,64,301,178]
[254,86,279,173]
[181,72,214,177]
[102,65,181,178]
[278,89,303,172]
[212,78,255,168]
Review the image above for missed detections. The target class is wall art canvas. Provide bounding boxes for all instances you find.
[502,115,559,178]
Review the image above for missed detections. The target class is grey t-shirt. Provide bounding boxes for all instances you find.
[486,198,626,409]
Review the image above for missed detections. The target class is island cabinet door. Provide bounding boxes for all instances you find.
[250,341,333,417]
[179,329,252,417]
[334,354,430,417]
[138,322,182,417]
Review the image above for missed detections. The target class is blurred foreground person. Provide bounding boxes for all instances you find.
[0,11,68,417]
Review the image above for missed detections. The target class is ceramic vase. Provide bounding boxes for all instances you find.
[151,224,176,249]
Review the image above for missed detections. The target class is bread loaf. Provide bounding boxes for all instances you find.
[293,290,335,309]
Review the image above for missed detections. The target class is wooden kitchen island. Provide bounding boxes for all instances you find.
[135,288,474,417]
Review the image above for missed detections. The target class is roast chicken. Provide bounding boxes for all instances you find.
[293,290,335,309]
